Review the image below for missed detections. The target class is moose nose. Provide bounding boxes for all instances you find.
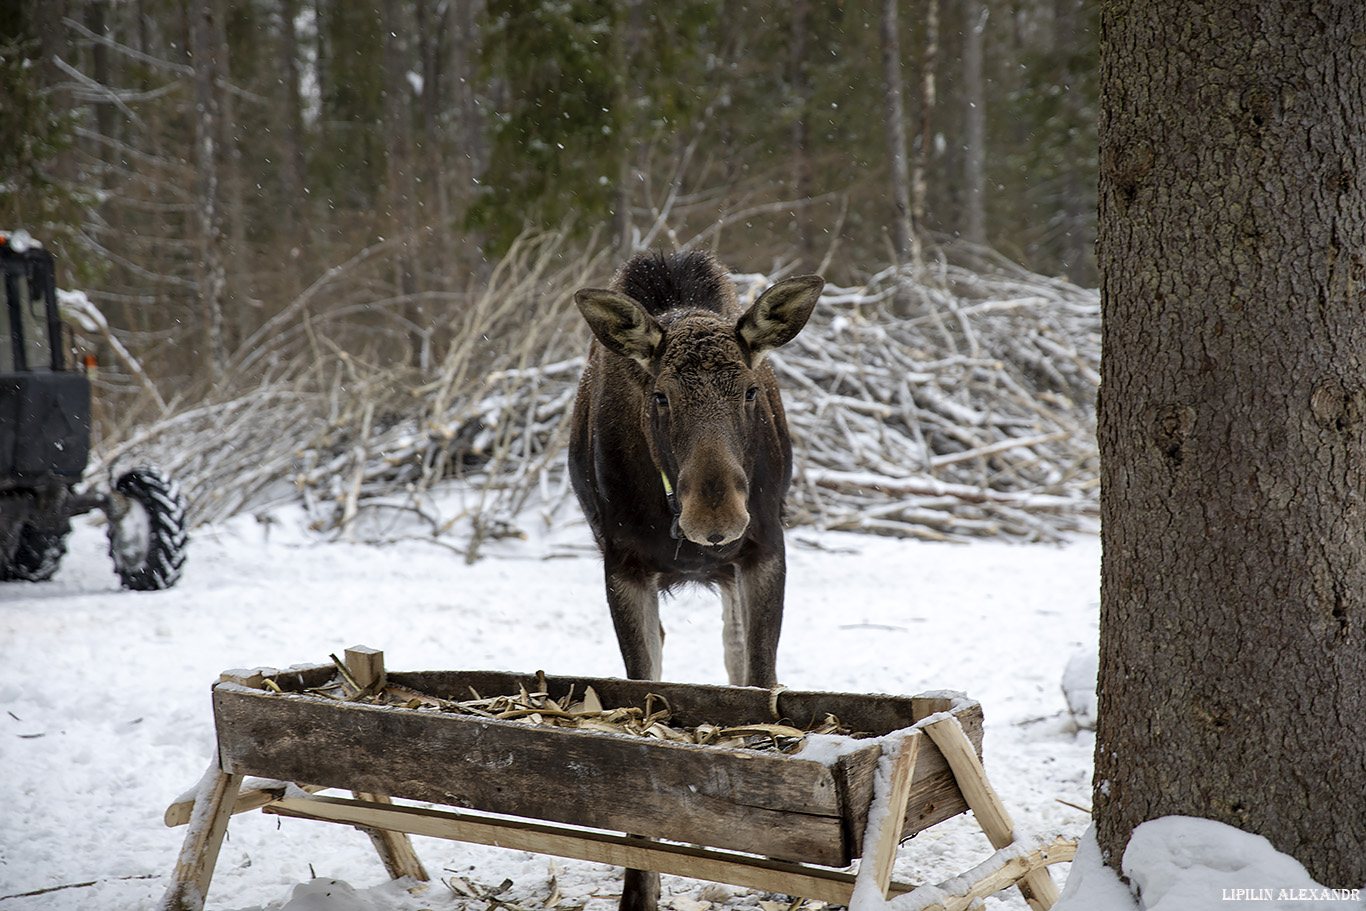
[707,532,727,545]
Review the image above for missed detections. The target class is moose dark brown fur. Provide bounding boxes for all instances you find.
[569,251,821,910]
[570,249,822,688]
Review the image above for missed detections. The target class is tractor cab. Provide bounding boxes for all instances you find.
[1,229,68,372]
[0,230,92,489]
[0,230,187,588]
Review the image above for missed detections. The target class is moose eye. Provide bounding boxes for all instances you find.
[652,392,669,408]
[745,386,759,402]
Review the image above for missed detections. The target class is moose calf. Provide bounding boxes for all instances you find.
[568,249,822,911]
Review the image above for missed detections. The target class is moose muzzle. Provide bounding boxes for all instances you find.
[674,447,751,546]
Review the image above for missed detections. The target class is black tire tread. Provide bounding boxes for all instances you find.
[109,467,188,591]
[0,524,69,582]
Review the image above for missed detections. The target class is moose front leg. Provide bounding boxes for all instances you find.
[602,560,665,911]
[735,553,786,688]
[603,561,663,681]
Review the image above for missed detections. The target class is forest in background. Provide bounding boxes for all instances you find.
[1,0,1100,543]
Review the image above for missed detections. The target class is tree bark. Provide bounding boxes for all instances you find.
[911,0,938,244]
[879,0,919,272]
[191,0,228,381]
[1095,0,1366,888]
[278,0,312,288]
[1053,0,1092,281]
[788,0,815,265]
[381,0,421,366]
[449,0,486,213]
[960,0,987,247]
[416,0,451,294]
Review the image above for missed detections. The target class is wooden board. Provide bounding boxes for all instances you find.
[212,667,983,868]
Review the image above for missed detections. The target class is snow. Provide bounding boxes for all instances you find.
[1056,822,1365,910]
[0,502,1350,910]
[1060,649,1098,732]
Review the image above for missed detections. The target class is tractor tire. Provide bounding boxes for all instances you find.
[108,467,188,591]
[0,524,68,582]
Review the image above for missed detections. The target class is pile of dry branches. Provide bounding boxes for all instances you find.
[88,241,1098,550]
[773,255,1100,541]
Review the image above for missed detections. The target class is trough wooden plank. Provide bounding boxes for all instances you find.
[263,794,877,905]
[164,782,326,828]
[261,796,1074,909]
[217,666,984,867]
[214,685,848,865]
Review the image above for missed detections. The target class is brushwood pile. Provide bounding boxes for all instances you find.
[92,255,1099,550]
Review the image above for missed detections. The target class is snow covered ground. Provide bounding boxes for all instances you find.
[0,500,1096,911]
[2,502,1350,910]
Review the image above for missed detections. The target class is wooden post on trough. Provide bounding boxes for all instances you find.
[849,731,921,906]
[344,646,430,883]
[158,764,244,911]
[922,716,1060,911]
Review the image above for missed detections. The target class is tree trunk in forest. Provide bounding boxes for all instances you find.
[879,0,919,275]
[417,0,451,293]
[279,0,312,290]
[1053,0,1091,281]
[191,0,228,382]
[789,0,815,265]
[960,0,986,247]
[83,2,116,167]
[911,0,938,243]
[381,0,422,367]
[449,0,486,217]
[1095,0,1366,888]
[610,0,642,256]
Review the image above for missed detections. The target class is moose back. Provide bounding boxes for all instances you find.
[568,251,823,689]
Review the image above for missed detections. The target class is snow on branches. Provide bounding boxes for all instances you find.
[92,245,1099,550]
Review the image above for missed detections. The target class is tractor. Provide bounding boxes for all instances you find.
[0,230,187,589]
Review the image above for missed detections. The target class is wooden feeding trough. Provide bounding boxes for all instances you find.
[162,647,1075,911]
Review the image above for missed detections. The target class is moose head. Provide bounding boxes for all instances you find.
[574,273,821,547]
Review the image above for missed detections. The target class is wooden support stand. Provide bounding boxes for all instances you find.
[160,648,1075,911]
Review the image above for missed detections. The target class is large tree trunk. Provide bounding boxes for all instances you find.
[1095,0,1366,888]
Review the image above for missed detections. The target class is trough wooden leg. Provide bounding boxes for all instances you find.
[922,717,1060,911]
[340,648,429,883]
[159,763,244,911]
[352,792,430,881]
[849,731,920,907]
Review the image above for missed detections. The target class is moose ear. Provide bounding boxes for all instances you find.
[574,288,664,371]
[736,274,823,359]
